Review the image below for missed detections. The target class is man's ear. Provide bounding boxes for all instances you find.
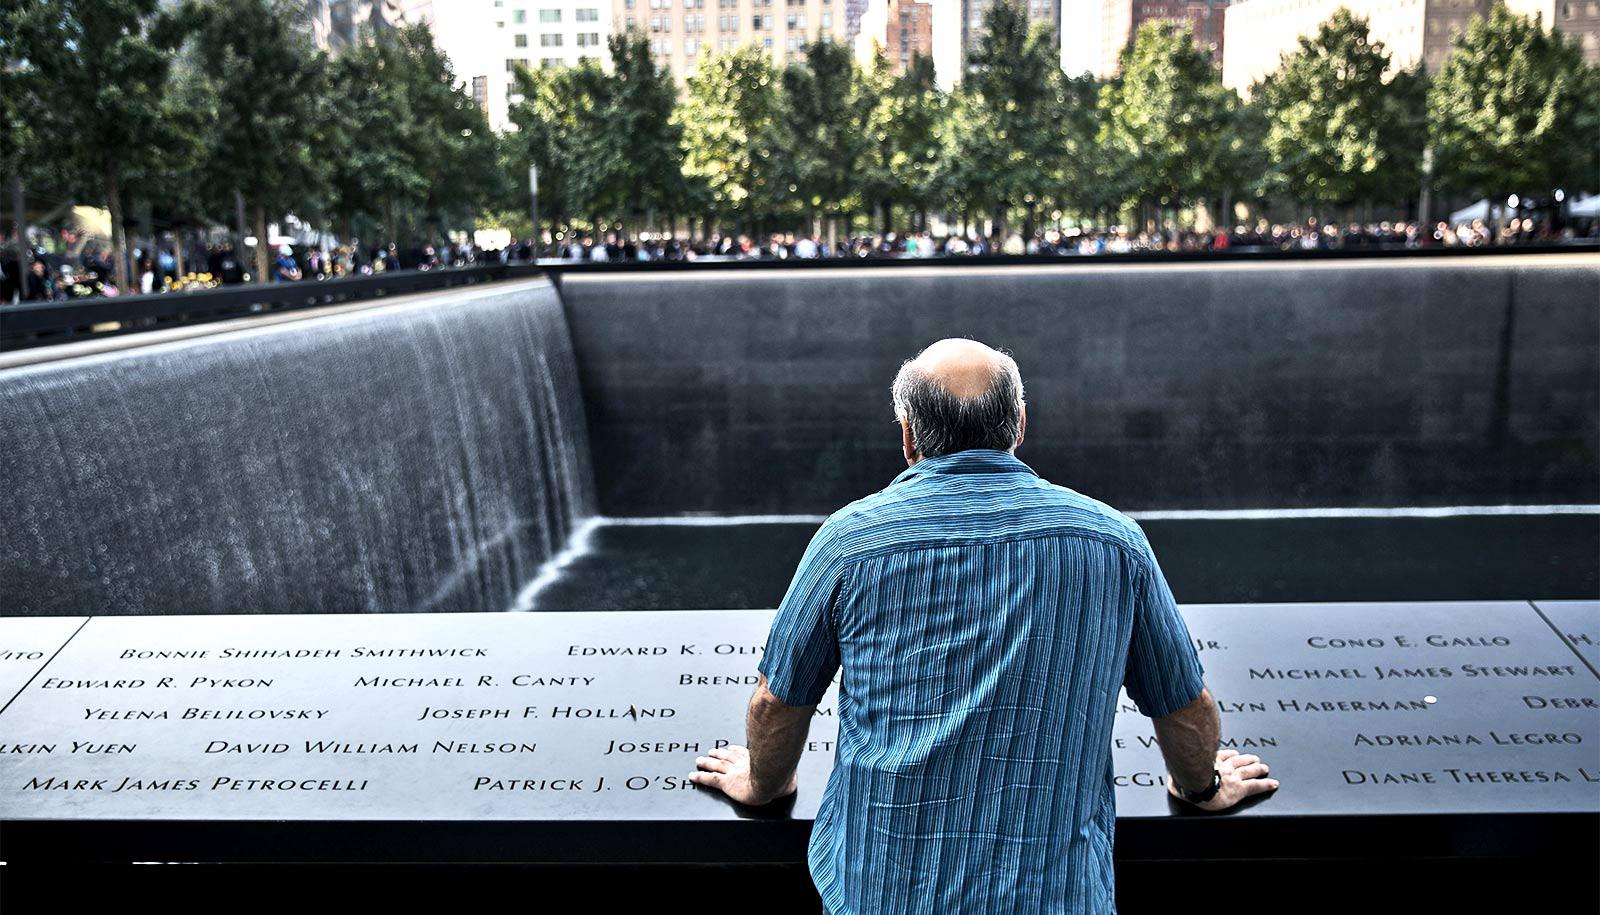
[1016,406,1027,450]
[900,418,917,467]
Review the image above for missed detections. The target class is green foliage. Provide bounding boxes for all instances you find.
[943,0,1071,232]
[188,0,330,231]
[503,29,684,238]
[1255,9,1424,209]
[11,0,190,283]
[605,29,687,222]
[1427,2,1592,201]
[509,59,618,232]
[860,50,946,228]
[678,46,784,224]
[777,39,872,220]
[327,23,499,241]
[1099,21,1239,215]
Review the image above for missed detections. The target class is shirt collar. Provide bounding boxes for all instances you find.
[891,449,1039,486]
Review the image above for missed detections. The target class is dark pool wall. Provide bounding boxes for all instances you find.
[0,280,594,616]
[558,259,1600,516]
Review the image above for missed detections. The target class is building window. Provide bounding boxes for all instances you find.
[512,9,525,22]
[540,33,563,45]
[821,11,831,27]
[686,36,701,53]
[577,7,600,19]
[505,57,530,71]
[577,32,602,46]
[539,8,561,21]
[651,15,670,30]
[541,57,562,67]
[514,33,528,46]
[787,12,804,27]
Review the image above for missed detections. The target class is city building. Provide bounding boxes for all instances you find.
[1223,0,1598,90]
[615,0,847,82]
[856,0,935,72]
[924,0,1060,87]
[1059,0,1227,79]
[846,0,873,39]
[302,0,433,49]
[429,0,613,130]
[1504,0,1600,63]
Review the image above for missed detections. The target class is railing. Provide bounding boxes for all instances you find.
[535,239,1600,279]
[3,241,1595,352]
[0,263,543,351]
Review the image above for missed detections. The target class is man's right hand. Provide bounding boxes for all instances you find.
[1168,749,1279,811]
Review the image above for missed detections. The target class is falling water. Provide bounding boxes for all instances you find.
[0,279,595,616]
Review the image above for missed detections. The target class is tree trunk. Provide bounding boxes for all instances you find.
[253,204,270,284]
[172,232,185,286]
[10,176,24,304]
[105,165,130,293]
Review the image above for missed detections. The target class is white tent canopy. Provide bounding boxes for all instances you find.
[1449,195,1600,222]
[1448,199,1490,223]
[1569,194,1600,218]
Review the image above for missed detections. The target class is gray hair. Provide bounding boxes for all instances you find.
[891,347,1025,458]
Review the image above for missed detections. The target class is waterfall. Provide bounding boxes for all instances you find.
[0,279,595,616]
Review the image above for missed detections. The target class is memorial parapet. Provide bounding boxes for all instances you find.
[1,603,1595,862]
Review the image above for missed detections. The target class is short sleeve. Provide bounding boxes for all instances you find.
[1123,527,1206,718]
[757,520,848,706]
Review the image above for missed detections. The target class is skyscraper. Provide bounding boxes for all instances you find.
[429,0,613,130]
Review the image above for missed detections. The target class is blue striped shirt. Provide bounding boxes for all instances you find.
[758,448,1206,914]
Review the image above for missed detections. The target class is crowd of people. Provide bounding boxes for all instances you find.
[0,239,497,302]
[529,217,1592,263]
[2,216,1592,302]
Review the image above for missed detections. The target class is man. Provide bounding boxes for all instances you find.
[691,338,1278,912]
[271,245,301,283]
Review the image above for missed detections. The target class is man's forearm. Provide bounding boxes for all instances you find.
[745,677,814,802]
[1151,687,1221,792]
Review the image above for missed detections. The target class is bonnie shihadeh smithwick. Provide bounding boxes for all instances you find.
[691,338,1277,914]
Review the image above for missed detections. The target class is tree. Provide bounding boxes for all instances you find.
[507,60,618,240]
[1428,3,1593,233]
[677,46,784,232]
[862,50,946,235]
[11,0,189,291]
[945,0,1070,241]
[1054,72,1106,223]
[1255,9,1425,215]
[606,29,686,232]
[1098,21,1238,230]
[779,39,872,237]
[190,0,332,283]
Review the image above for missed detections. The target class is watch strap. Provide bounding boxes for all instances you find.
[1177,769,1222,804]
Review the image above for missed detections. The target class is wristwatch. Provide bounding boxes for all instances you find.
[1174,769,1222,805]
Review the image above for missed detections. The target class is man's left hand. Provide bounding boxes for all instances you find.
[689,746,796,806]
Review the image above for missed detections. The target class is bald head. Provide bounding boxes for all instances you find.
[892,338,1026,460]
[906,338,1009,399]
